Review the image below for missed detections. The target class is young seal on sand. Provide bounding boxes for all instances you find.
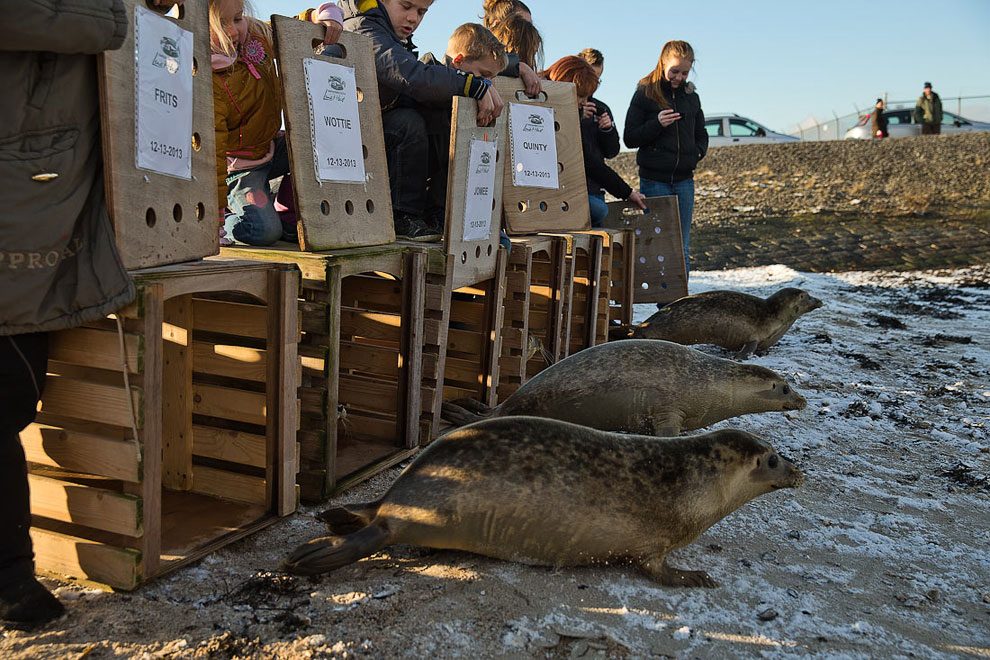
[282,417,803,587]
[609,288,823,359]
[441,339,806,436]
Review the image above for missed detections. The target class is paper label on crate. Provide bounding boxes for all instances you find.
[462,139,498,241]
[508,103,558,189]
[134,5,194,179]
[303,58,366,183]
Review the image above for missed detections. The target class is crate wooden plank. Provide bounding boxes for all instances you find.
[272,17,393,250]
[493,78,590,234]
[339,309,403,343]
[338,376,399,413]
[49,328,142,375]
[267,266,299,515]
[98,0,218,269]
[193,425,267,469]
[22,425,141,483]
[602,197,688,304]
[39,376,142,430]
[338,342,401,378]
[192,342,267,382]
[444,97,506,290]
[31,528,141,591]
[192,383,267,427]
[192,466,267,506]
[192,298,268,339]
[163,296,194,490]
[28,473,142,537]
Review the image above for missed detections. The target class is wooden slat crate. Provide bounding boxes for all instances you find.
[221,244,425,501]
[574,228,636,346]
[25,260,299,590]
[540,232,603,357]
[498,235,569,401]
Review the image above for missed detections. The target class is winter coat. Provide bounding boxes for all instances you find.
[581,99,632,200]
[0,0,135,336]
[339,0,489,110]
[623,80,708,184]
[212,26,282,210]
[871,108,889,137]
[914,92,943,125]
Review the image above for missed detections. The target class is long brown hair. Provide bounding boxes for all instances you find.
[540,56,598,100]
[638,40,695,109]
[482,0,531,29]
[492,12,543,69]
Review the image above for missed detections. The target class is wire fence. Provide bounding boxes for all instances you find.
[787,94,990,141]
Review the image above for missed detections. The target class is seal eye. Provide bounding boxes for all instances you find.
[768,455,779,469]
[782,385,790,395]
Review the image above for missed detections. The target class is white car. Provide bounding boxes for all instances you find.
[704,114,800,147]
[844,108,990,139]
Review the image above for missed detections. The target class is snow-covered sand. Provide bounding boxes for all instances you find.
[3,265,987,659]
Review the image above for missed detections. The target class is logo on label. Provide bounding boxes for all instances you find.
[480,152,491,165]
[329,75,345,91]
[152,37,181,74]
[528,114,544,126]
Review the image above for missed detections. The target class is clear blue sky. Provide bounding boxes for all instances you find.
[254,0,990,133]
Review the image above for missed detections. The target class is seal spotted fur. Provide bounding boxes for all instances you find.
[610,288,823,359]
[282,417,803,587]
[441,339,806,436]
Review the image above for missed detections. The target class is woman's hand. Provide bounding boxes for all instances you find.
[518,63,543,97]
[657,109,681,127]
[597,112,613,131]
[581,101,596,119]
[627,191,648,210]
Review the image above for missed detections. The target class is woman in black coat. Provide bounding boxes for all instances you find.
[623,40,707,274]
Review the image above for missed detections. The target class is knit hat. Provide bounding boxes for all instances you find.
[923,82,932,89]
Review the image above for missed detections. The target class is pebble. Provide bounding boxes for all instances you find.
[758,609,779,622]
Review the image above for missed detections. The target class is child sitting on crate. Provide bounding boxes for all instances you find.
[210,0,343,246]
[339,0,504,242]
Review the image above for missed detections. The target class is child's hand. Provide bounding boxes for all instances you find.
[657,109,681,127]
[321,19,343,45]
[477,85,503,127]
[581,101,596,120]
[597,112,613,131]
[518,63,543,98]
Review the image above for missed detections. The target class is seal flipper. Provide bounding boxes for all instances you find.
[640,555,718,588]
[608,324,636,341]
[733,339,759,360]
[318,501,381,534]
[281,522,390,575]
[441,400,490,427]
[448,398,492,415]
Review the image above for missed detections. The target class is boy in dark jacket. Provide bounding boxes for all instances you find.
[340,0,504,241]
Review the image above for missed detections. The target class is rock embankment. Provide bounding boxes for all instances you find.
[610,133,990,271]
[611,132,990,221]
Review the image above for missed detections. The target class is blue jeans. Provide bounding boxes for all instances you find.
[588,193,608,228]
[639,177,694,274]
[224,133,290,246]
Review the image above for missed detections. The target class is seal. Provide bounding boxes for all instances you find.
[441,339,806,436]
[282,416,804,587]
[609,288,823,359]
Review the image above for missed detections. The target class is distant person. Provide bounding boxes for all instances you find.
[915,82,942,135]
[572,49,647,225]
[872,98,888,138]
[623,40,707,275]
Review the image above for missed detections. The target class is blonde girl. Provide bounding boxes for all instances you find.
[623,40,707,274]
[210,0,342,245]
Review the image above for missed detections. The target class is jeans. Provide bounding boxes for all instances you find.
[640,177,695,274]
[224,133,291,246]
[382,107,429,218]
[588,193,608,228]
[0,333,48,587]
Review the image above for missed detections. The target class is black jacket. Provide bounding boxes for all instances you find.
[581,98,631,199]
[340,0,487,110]
[623,80,707,183]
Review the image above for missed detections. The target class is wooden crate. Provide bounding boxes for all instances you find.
[498,235,569,401]
[575,228,635,346]
[541,232,603,357]
[272,17,394,251]
[221,244,425,500]
[25,260,299,590]
[602,198,688,304]
[99,0,219,269]
[493,78,590,234]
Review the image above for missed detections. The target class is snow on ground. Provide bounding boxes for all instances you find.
[2,265,988,659]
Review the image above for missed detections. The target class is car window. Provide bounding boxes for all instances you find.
[705,120,724,137]
[942,113,966,126]
[887,110,912,125]
[728,119,762,137]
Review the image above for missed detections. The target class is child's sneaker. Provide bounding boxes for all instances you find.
[218,225,234,247]
[394,214,441,243]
